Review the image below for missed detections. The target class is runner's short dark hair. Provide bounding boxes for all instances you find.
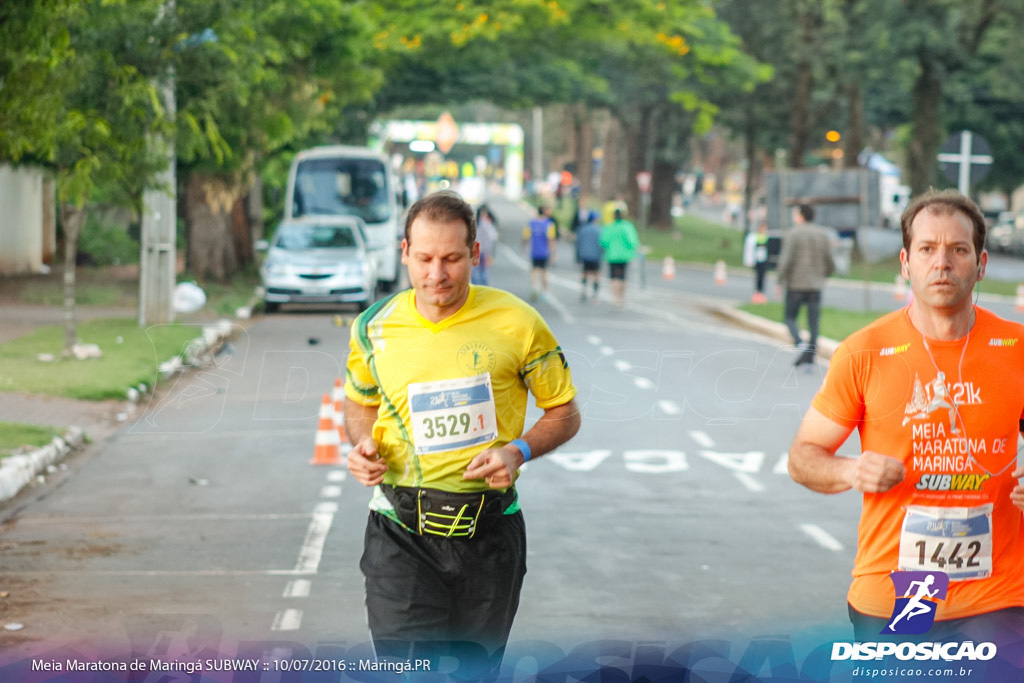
[404,190,476,248]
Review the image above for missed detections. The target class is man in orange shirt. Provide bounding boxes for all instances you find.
[788,189,1024,641]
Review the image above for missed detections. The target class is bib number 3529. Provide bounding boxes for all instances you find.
[408,373,498,455]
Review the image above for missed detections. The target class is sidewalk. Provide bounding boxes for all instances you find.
[0,300,237,504]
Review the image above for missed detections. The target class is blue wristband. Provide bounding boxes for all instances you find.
[510,438,532,462]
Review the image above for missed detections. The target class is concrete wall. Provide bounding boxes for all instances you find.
[0,164,46,274]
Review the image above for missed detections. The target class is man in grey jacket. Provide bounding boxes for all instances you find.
[777,203,835,366]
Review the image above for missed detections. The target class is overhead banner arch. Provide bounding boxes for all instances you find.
[370,114,525,201]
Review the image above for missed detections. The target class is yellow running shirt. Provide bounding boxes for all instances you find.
[345,285,577,494]
[812,307,1024,620]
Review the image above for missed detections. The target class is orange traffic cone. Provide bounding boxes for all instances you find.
[311,393,342,465]
[1017,284,1024,313]
[713,260,727,285]
[332,377,349,444]
[661,256,676,281]
[894,275,907,301]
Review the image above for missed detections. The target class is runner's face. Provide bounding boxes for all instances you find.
[901,208,987,312]
[402,216,480,322]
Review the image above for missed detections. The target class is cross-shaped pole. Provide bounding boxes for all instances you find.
[937,131,993,194]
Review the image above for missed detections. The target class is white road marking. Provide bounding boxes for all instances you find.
[623,450,688,473]
[799,523,844,551]
[320,485,342,498]
[689,431,715,448]
[699,450,764,474]
[544,290,575,324]
[734,472,765,492]
[315,501,338,513]
[633,377,654,390]
[283,579,311,598]
[586,335,602,345]
[271,609,303,631]
[294,511,333,574]
[599,345,614,356]
[773,453,789,474]
[327,469,347,482]
[657,400,681,415]
[547,450,614,471]
[614,359,632,372]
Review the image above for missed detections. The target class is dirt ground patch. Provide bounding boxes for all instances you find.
[0,264,142,307]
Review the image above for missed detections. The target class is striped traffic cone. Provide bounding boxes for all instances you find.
[713,260,727,285]
[310,393,342,465]
[332,377,349,444]
[894,274,907,301]
[661,256,676,280]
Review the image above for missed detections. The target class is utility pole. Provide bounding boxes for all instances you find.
[139,1,177,326]
[532,106,544,192]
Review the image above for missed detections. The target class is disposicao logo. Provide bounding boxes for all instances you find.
[883,571,949,635]
[831,570,998,663]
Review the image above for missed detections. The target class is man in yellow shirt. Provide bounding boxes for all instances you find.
[344,190,581,677]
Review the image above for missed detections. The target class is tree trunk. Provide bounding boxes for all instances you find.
[907,57,942,196]
[742,106,758,233]
[648,158,675,230]
[621,105,653,221]
[843,83,865,169]
[572,105,594,200]
[599,116,620,202]
[185,173,244,282]
[788,59,813,169]
[60,204,87,357]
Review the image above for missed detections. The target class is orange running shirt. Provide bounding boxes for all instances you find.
[812,306,1024,620]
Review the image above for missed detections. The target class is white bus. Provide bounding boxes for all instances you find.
[284,145,403,290]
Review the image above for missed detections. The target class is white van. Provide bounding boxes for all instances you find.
[284,145,402,290]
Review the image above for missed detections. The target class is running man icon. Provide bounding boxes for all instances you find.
[884,571,949,635]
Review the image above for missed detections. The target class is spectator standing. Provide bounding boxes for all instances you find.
[743,222,771,303]
[777,204,835,366]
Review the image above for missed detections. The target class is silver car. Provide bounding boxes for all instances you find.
[258,217,378,313]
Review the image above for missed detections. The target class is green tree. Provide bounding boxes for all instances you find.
[171,0,381,281]
[2,0,170,354]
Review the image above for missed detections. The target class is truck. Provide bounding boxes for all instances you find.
[284,145,403,290]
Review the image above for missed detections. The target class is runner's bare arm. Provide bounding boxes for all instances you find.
[464,398,581,489]
[789,406,905,494]
[344,398,387,487]
[1011,428,1024,512]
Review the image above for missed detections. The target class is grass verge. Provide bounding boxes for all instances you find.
[0,318,202,400]
[644,216,1021,297]
[0,422,63,458]
[738,302,893,343]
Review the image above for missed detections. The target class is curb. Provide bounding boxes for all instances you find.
[705,302,840,360]
[0,427,83,501]
[0,319,239,504]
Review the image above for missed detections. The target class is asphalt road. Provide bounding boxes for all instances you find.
[0,195,1017,682]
